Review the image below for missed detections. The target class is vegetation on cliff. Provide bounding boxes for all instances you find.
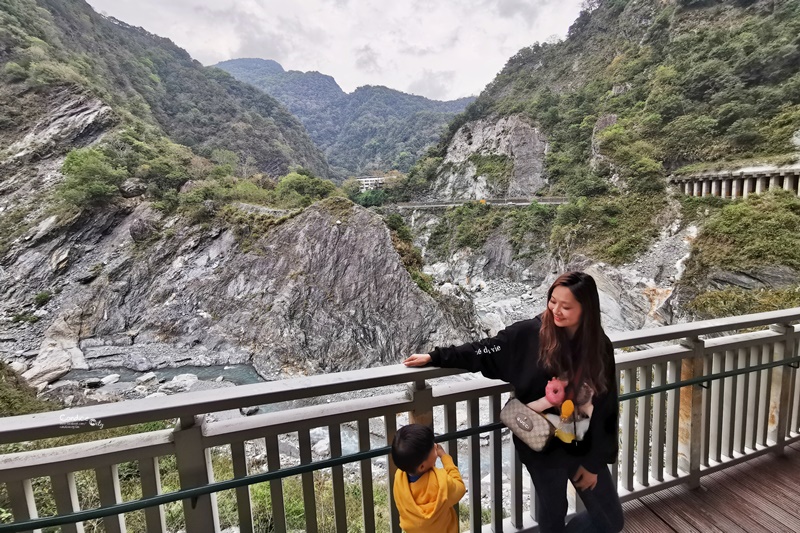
[0,0,329,178]
[422,0,800,264]
[427,201,556,262]
[680,191,800,317]
[215,58,473,177]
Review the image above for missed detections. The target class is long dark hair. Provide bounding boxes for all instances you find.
[539,271,607,394]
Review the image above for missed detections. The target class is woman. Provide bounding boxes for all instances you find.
[403,271,624,533]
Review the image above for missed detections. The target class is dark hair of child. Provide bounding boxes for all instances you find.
[391,424,435,473]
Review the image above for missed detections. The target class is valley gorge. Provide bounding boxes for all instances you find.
[1,0,799,434]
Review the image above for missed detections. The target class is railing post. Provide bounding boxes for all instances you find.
[769,323,796,455]
[679,337,705,489]
[408,380,434,427]
[173,415,220,533]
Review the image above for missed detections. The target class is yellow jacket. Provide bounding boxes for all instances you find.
[393,453,466,533]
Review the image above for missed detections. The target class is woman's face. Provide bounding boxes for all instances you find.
[548,285,583,336]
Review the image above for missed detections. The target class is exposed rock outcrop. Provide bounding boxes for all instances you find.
[404,199,694,336]
[2,197,476,386]
[0,87,115,216]
[429,114,548,200]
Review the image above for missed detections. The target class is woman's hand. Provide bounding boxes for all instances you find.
[572,465,598,491]
[403,353,432,367]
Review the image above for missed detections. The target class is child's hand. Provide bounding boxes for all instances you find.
[435,443,446,458]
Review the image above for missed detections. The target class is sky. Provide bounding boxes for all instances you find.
[85,0,585,101]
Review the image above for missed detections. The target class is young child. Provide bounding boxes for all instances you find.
[391,424,466,533]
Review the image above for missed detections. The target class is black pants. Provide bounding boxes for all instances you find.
[524,461,624,533]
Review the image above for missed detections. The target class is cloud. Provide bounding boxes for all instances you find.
[496,0,540,22]
[407,70,456,101]
[85,0,585,100]
[354,44,382,74]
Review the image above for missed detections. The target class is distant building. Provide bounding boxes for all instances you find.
[356,176,385,192]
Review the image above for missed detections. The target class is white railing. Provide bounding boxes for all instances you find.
[1,308,799,533]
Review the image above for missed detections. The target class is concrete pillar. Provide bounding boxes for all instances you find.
[755,176,764,194]
[408,381,434,427]
[693,181,701,197]
[721,179,730,198]
[784,175,793,192]
[701,180,710,197]
[743,177,752,198]
[770,175,780,190]
[711,180,720,197]
[731,178,740,198]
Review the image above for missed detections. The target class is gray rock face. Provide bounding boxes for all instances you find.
[706,266,800,291]
[119,179,147,198]
[401,196,694,336]
[430,114,548,200]
[3,196,475,384]
[0,88,114,168]
[0,87,115,223]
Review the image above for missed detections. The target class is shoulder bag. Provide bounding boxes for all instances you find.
[499,397,555,452]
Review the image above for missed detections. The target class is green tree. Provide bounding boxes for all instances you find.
[273,172,338,208]
[355,189,388,207]
[341,177,361,201]
[57,148,128,208]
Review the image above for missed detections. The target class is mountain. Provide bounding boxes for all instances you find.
[0,0,477,389]
[419,0,799,257]
[433,0,800,324]
[214,58,474,177]
[0,0,329,179]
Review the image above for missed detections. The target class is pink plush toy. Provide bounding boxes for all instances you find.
[526,377,568,413]
[527,377,594,419]
[544,377,567,406]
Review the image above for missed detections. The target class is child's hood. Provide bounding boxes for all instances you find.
[395,467,453,519]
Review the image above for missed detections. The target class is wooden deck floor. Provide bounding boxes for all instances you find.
[623,441,800,533]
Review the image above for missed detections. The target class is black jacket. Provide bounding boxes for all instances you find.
[429,317,619,474]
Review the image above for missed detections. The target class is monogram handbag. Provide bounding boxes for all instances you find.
[499,397,555,451]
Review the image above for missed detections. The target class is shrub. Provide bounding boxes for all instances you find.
[682,191,800,282]
[551,194,665,264]
[469,154,513,194]
[0,361,56,417]
[689,286,800,319]
[34,291,52,307]
[355,189,387,207]
[384,213,413,242]
[57,148,128,208]
[2,61,27,82]
[273,172,338,208]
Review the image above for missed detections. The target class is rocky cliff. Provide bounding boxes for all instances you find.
[2,193,476,387]
[429,114,548,200]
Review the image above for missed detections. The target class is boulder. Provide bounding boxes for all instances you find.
[136,372,158,384]
[8,361,27,374]
[119,178,147,198]
[101,374,120,385]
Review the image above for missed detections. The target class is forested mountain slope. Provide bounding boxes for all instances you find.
[1,0,329,178]
[215,58,473,177]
